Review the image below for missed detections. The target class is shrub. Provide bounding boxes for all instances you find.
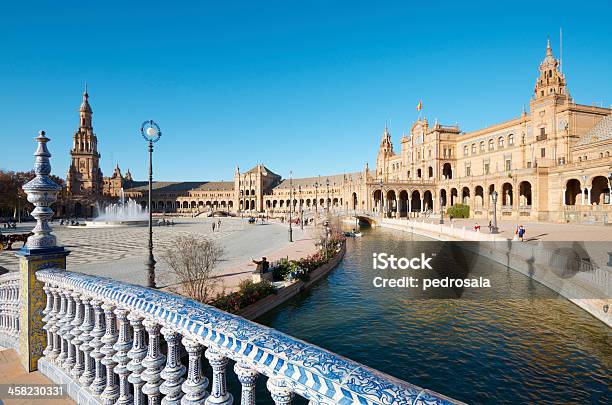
[447,204,470,218]
[211,279,276,313]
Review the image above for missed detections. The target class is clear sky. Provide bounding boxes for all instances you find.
[1,1,611,182]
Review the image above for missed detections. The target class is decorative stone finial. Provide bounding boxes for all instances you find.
[22,130,62,251]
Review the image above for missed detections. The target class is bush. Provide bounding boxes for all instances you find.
[211,279,276,313]
[447,204,470,218]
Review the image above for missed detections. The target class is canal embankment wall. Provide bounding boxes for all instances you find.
[237,241,346,320]
[380,218,612,328]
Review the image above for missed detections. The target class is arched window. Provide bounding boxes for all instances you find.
[498,137,505,148]
[480,141,485,152]
[471,143,476,154]
[463,145,468,156]
[508,134,514,145]
[488,139,494,150]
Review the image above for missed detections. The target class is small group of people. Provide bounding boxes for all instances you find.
[513,224,526,241]
[158,218,175,226]
[59,219,80,226]
[211,219,222,232]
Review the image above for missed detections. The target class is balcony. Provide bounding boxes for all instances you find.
[536,133,547,141]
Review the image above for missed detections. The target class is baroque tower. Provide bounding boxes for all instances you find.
[66,87,103,194]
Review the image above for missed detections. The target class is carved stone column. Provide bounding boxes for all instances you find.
[181,338,209,404]
[89,299,107,395]
[100,304,119,404]
[205,347,233,405]
[267,377,294,405]
[113,308,133,405]
[78,296,96,386]
[70,292,85,380]
[141,319,166,405]
[234,360,258,405]
[160,327,186,405]
[127,314,148,405]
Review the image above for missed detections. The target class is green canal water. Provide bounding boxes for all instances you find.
[255,228,611,404]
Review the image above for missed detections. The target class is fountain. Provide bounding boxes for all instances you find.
[82,189,149,227]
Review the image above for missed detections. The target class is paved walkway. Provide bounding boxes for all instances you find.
[417,217,612,241]
[0,217,320,290]
[0,348,75,405]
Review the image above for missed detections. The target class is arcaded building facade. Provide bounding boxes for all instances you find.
[63,40,611,223]
[371,40,612,223]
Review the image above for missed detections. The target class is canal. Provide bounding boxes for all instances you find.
[256,228,611,404]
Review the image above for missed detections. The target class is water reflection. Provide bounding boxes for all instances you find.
[256,228,611,404]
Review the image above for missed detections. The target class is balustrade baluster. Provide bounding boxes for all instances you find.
[11,284,19,339]
[181,337,209,404]
[61,290,77,371]
[127,314,148,405]
[56,289,68,365]
[160,327,186,405]
[113,308,133,405]
[100,304,119,404]
[69,292,85,379]
[141,319,166,405]
[205,347,233,405]
[49,287,62,361]
[234,360,258,405]
[267,377,294,405]
[78,296,95,385]
[42,284,53,357]
[89,299,107,395]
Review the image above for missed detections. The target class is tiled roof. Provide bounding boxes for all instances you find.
[273,172,362,189]
[125,181,208,192]
[576,114,612,146]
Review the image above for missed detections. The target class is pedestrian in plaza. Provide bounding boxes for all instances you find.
[518,224,526,241]
[212,222,216,232]
[217,219,221,229]
[488,220,492,232]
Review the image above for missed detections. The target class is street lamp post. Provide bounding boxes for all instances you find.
[314,180,319,226]
[607,172,612,205]
[299,185,303,230]
[288,171,293,242]
[326,178,330,216]
[439,195,444,224]
[491,190,499,234]
[379,179,384,218]
[140,120,161,288]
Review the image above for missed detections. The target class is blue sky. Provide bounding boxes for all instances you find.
[1,1,611,181]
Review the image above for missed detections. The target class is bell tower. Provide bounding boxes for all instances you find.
[533,38,568,100]
[66,86,103,194]
[376,126,395,180]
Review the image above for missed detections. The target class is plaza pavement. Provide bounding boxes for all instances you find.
[427,217,612,241]
[0,217,320,290]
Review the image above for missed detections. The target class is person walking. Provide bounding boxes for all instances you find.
[212,222,216,232]
[518,224,526,241]
[217,219,221,229]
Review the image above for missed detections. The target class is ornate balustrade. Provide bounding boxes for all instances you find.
[0,271,20,351]
[36,268,460,405]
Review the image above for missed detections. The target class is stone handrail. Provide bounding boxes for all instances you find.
[0,271,20,351]
[36,268,462,405]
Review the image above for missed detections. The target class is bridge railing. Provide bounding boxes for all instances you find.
[0,271,20,351]
[36,268,461,405]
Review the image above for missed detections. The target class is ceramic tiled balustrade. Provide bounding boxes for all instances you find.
[0,272,20,351]
[34,268,462,405]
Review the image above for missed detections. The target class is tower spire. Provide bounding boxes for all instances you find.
[546,37,552,56]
